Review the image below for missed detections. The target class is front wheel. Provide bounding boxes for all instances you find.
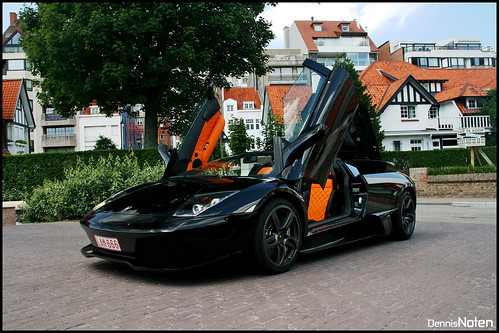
[391,191,416,240]
[251,199,302,274]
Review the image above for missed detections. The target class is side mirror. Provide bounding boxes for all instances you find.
[158,143,171,170]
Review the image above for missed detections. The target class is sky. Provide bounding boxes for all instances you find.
[2,2,497,50]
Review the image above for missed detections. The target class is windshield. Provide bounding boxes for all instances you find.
[177,152,274,177]
[282,66,327,142]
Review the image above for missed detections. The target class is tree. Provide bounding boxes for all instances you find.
[228,118,252,154]
[260,110,284,150]
[94,135,117,150]
[20,2,275,148]
[480,89,496,146]
[333,54,385,150]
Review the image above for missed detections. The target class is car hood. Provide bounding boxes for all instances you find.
[91,176,272,217]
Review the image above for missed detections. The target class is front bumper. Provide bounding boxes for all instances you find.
[80,213,255,271]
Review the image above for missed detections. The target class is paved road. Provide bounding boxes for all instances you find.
[2,202,496,330]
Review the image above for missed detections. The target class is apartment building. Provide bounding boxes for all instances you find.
[283,19,378,72]
[359,61,495,151]
[378,38,496,69]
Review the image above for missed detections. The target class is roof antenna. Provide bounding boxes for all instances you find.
[311,16,314,21]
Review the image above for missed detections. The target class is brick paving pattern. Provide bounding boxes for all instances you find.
[2,212,496,330]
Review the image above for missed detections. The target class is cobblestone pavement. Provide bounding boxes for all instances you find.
[2,204,496,330]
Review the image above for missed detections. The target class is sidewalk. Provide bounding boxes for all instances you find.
[417,197,496,207]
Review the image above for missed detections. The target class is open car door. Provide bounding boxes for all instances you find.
[162,83,225,178]
[275,59,364,188]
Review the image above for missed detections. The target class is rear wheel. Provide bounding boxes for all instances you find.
[252,199,302,274]
[391,191,416,240]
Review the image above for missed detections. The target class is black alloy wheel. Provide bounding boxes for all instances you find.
[392,191,416,240]
[252,199,302,274]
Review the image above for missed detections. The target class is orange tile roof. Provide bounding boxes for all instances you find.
[2,80,22,120]
[427,68,497,90]
[434,82,489,103]
[294,20,378,53]
[266,85,291,118]
[224,87,261,110]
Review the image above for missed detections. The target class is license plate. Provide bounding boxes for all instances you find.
[94,235,121,252]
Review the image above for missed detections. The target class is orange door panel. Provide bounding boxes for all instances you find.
[187,112,225,170]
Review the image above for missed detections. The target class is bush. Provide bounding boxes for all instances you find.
[19,152,163,223]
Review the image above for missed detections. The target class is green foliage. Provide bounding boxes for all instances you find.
[260,110,284,151]
[480,89,496,146]
[94,135,117,150]
[228,118,253,154]
[428,165,496,175]
[20,2,275,147]
[381,147,496,170]
[2,148,163,201]
[19,152,164,223]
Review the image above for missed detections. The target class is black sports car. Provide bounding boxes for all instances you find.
[80,59,416,274]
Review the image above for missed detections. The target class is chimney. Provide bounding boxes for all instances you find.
[10,13,17,26]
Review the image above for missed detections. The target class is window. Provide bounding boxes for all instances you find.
[467,99,478,109]
[245,119,254,130]
[341,24,349,32]
[255,119,260,130]
[401,105,416,119]
[410,139,422,151]
[428,106,438,119]
[8,59,25,70]
[393,141,401,151]
[314,23,322,32]
[428,58,439,67]
[243,102,254,110]
[25,79,32,91]
[226,105,234,112]
[90,106,100,114]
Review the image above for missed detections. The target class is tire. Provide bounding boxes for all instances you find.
[251,199,302,274]
[391,191,416,240]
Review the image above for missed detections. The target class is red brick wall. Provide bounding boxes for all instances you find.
[410,168,496,198]
[2,207,17,226]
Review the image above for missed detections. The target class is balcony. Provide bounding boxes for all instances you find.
[438,115,491,133]
[41,134,77,148]
[41,114,76,127]
[458,137,486,148]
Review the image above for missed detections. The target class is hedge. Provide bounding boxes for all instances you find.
[2,146,497,201]
[2,148,163,201]
[380,147,496,171]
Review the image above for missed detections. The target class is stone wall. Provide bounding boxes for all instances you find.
[409,168,496,198]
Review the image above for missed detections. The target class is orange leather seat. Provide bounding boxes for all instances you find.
[307,178,333,221]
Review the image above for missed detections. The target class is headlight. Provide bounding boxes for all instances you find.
[174,191,238,217]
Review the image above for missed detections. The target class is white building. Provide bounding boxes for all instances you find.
[378,38,496,69]
[76,103,122,151]
[222,87,263,152]
[284,20,378,72]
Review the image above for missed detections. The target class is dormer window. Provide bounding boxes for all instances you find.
[313,23,322,32]
[243,102,254,110]
[341,24,349,32]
